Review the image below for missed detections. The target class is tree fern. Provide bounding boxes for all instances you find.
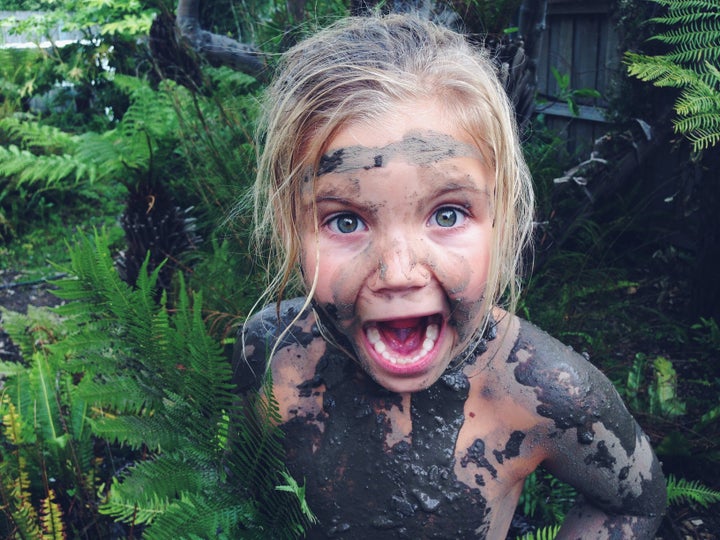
[625,0,720,151]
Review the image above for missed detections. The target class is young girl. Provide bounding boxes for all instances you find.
[234,14,666,539]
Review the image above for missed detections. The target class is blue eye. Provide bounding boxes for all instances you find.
[432,207,464,228]
[328,213,365,234]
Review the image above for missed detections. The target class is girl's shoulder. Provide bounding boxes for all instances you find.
[509,316,614,397]
[231,297,318,393]
[504,315,641,452]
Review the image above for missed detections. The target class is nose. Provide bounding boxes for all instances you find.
[367,234,431,294]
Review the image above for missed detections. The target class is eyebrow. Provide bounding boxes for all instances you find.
[317,130,482,175]
[418,180,492,209]
[312,179,490,215]
[313,193,382,219]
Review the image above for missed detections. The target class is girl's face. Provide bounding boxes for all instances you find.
[300,100,494,393]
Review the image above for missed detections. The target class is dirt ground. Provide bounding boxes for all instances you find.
[1,269,718,539]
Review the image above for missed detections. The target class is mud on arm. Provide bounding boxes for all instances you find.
[513,323,666,538]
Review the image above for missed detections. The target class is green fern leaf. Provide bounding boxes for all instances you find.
[516,524,562,540]
[625,0,720,151]
[667,474,720,508]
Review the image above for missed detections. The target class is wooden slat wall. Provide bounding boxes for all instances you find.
[535,0,621,155]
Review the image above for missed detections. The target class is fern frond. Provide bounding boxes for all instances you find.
[664,41,720,67]
[0,117,78,154]
[649,0,720,19]
[77,376,155,416]
[1,396,24,447]
[0,144,94,187]
[29,348,64,444]
[73,131,133,181]
[675,87,720,116]
[108,454,212,503]
[653,9,720,27]
[12,499,44,538]
[516,524,561,540]
[90,413,182,451]
[625,0,720,151]
[684,126,720,150]
[100,479,169,524]
[674,111,720,134]
[625,54,697,87]
[141,492,256,540]
[666,474,720,508]
[39,489,67,540]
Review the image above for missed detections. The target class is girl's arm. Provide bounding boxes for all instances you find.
[512,321,666,538]
[543,420,665,538]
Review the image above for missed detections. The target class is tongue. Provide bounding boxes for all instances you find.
[377,318,425,353]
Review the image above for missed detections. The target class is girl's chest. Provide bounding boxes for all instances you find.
[281,367,538,538]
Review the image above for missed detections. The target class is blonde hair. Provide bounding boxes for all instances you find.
[251,13,534,323]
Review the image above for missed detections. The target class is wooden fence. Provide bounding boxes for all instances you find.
[535,0,621,155]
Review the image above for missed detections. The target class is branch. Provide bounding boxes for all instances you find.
[175,0,266,79]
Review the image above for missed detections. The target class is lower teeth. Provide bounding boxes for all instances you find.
[366,323,439,365]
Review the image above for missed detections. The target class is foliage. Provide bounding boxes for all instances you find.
[625,0,720,151]
[625,353,686,419]
[666,474,720,509]
[0,48,45,115]
[538,67,602,117]
[0,74,177,240]
[517,470,576,528]
[7,0,159,41]
[0,229,313,538]
[516,524,561,540]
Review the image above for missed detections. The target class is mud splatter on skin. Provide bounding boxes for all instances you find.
[317,131,482,175]
[511,321,637,455]
[460,439,498,480]
[246,300,497,538]
[493,431,526,464]
[233,298,317,393]
[237,304,667,537]
[281,349,491,538]
[585,440,616,470]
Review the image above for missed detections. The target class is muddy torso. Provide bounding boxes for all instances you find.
[236,298,666,539]
[284,350,492,539]
[237,299,545,538]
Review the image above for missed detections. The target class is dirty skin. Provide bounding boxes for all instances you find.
[283,346,489,539]
[236,302,667,538]
[510,322,636,453]
[239,300,502,538]
[509,321,667,535]
[317,130,482,175]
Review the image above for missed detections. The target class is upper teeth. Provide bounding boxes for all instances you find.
[365,323,439,365]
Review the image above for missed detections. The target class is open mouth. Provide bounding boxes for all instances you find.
[364,314,442,366]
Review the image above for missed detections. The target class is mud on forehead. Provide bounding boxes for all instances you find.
[317,129,483,176]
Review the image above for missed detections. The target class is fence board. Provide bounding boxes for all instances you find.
[536,2,620,155]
